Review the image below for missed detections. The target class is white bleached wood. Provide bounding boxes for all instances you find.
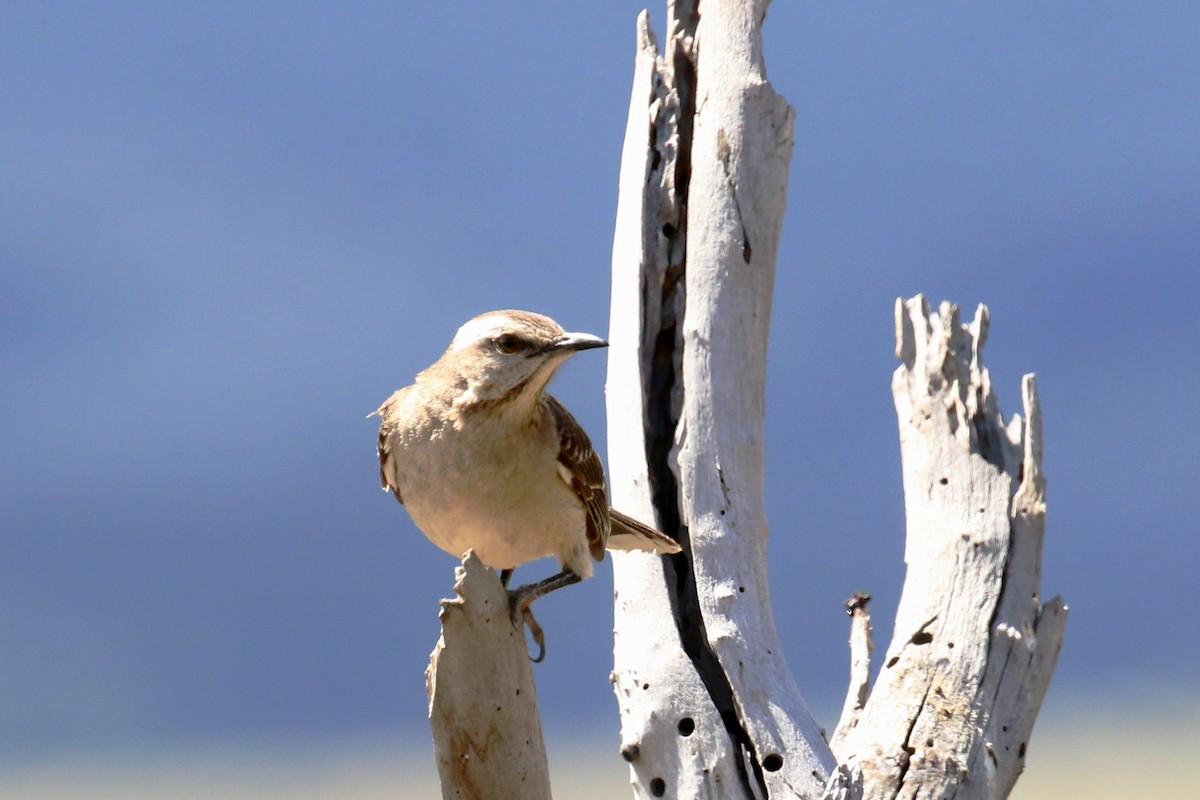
[677,0,833,796]
[829,297,1066,800]
[426,552,551,800]
[608,12,746,798]
[829,594,873,759]
[608,2,834,798]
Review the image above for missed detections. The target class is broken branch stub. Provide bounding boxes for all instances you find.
[427,552,552,800]
[829,593,874,759]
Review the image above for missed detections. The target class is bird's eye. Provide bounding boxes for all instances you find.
[494,334,522,354]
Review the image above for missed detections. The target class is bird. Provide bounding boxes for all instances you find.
[372,310,681,659]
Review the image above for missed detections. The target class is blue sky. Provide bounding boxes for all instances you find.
[2,2,1197,766]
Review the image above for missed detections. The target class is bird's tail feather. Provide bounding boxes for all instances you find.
[607,509,682,554]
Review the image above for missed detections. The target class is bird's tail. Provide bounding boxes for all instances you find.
[607,509,683,555]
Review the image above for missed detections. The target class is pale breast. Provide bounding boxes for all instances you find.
[388,399,592,576]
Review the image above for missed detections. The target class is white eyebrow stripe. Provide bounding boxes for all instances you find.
[450,315,518,350]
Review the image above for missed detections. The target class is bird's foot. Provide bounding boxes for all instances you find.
[506,569,582,663]
[508,590,546,663]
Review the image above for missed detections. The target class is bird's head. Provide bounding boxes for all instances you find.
[431,310,608,408]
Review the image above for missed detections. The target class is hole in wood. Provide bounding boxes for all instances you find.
[911,631,933,645]
[762,754,783,772]
[677,717,695,737]
[650,777,666,797]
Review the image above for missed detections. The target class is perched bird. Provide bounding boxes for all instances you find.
[373,310,680,658]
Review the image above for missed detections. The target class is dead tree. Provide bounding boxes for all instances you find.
[425,2,1065,799]
[606,2,830,798]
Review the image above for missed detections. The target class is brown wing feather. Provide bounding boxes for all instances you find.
[609,509,682,554]
[372,388,407,505]
[544,394,610,562]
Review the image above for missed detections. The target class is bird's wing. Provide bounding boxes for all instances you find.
[373,387,408,505]
[544,394,609,561]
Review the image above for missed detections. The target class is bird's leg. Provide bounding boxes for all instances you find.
[509,570,584,618]
[508,569,583,663]
[499,568,514,587]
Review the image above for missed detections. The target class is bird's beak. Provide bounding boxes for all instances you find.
[552,331,609,353]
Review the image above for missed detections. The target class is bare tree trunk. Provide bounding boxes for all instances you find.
[607,3,834,798]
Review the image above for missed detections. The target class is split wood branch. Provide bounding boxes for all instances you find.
[607,2,834,797]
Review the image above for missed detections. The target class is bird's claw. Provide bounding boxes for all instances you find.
[509,589,546,663]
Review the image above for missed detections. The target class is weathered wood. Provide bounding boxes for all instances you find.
[828,297,1067,800]
[427,552,551,800]
[830,593,874,759]
[608,12,745,798]
[607,2,834,797]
